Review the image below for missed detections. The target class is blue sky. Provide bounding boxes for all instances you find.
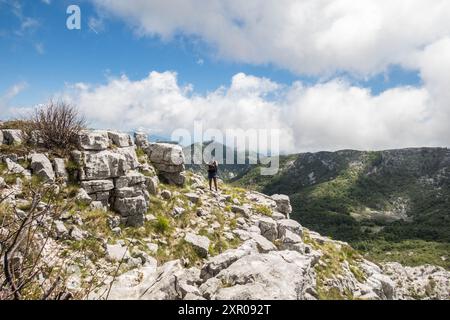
[0,0,448,152]
[1,0,422,107]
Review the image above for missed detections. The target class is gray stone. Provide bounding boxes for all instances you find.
[81,180,114,194]
[106,244,130,262]
[161,190,172,200]
[53,158,68,181]
[113,196,147,226]
[172,206,186,216]
[75,188,92,204]
[271,194,292,215]
[184,232,210,258]
[250,233,277,253]
[185,192,200,204]
[277,219,303,238]
[4,158,30,177]
[30,153,55,181]
[0,177,5,188]
[115,171,147,188]
[78,130,109,151]
[108,131,133,147]
[79,150,129,180]
[258,217,278,241]
[147,176,159,195]
[70,226,84,241]
[54,220,68,238]
[2,129,25,145]
[206,250,316,300]
[134,132,148,148]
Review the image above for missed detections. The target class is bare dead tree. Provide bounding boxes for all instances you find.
[31,101,86,152]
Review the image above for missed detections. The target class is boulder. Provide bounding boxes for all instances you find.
[30,154,55,181]
[75,188,92,204]
[53,158,68,181]
[0,130,3,145]
[115,171,147,188]
[106,244,130,262]
[2,129,25,145]
[54,220,68,239]
[134,132,148,148]
[144,143,185,186]
[147,176,159,195]
[184,232,210,258]
[115,146,140,170]
[78,130,109,151]
[258,217,278,241]
[4,158,30,177]
[250,233,277,253]
[0,177,5,188]
[277,219,303,238]
[161,190,172,200]
[79,150,128,180]
[205,250,316,300]
[271,194,292,216]
[81,180,114,194]
[108,131,133,147]
[113,195,147,226]
[185,192,200,204]
[200,241,257,280]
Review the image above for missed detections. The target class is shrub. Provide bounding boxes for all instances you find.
[31,101,86,152]
[154,215,171,234]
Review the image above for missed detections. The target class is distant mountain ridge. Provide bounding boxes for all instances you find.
[201,146,450,269]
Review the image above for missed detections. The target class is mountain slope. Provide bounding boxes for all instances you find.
[231,148,450,269]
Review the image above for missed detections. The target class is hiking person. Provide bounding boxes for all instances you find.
[207,159,219,192]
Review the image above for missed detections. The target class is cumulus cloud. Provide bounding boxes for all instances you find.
[0,82,28,117]
[49,64,449,153]
[91,0,450,76]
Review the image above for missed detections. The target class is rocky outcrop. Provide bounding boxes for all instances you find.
[30,153,55,182]
[271,194,292,217]
[69,130,153,226]
[139,139,186,186]
[185,233,210,258]
[1,129,26,145]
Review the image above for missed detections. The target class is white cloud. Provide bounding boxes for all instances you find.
[48,64,449,153]
[0,82,28,117]
[91,0,450,76]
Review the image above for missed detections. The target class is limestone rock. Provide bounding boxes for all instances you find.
[78,130,109,151]
[258,217,278,241]
[114,195,147,226]
[271,194,292,216]
[54,220,68,239]
[2,129,25,145]
[161,190,172,200]
[147,176,159,195]
[30,153,55,181]
[185,192,200,204]
[206,250,316,300]
[277,219,303,238]
[5,158,31,177]
[134,132,148,148]
[79,150,128,180]
[200,241,257,280]
[53,158,68,181]
[108,131,133,147]
[75,188,92,204]
[106,244,130,262]
[184,233,210,258]
[144,143,185,185]
[81,179,114,194]
[250,233,277,253]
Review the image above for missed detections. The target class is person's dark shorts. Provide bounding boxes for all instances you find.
[208,171,218,179]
